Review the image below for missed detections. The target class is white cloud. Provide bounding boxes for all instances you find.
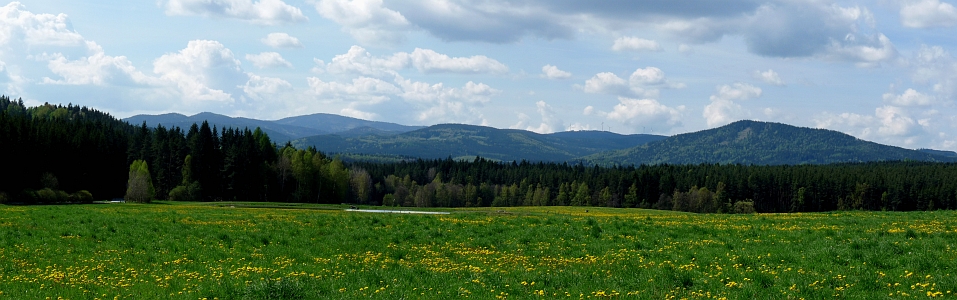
[325,45,408,77]
[813,105,928,147]
[582,72,627,94]
[703,83,762,127]
[306,76,400,104]
[322,46,508,77]
[0,2,84,47]
[261,32,303,48]
[524,100,563,134]
[604,97,684,132]
[245,52,292,69]
[900,0,957,28]
[340,107,377,120]
[629,67,666,85]
[912,45,957,101]
[716,83,762,101]
[162,0,308,25]
[541,64,571,80]
[753,69,784,86]
[825,34,898,67]
[242,73,291,99]
[408,48,508,74]
[883,88,934,106]
[611,36,662,52]
[43,42,152,86]
[395,76,499,104]
[583,67,682,98]
[314,0,410,46]
[152,40,246,102]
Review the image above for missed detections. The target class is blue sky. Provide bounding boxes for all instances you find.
[3,0,957,150]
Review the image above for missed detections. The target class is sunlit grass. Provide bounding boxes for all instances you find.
[1,204,955,299]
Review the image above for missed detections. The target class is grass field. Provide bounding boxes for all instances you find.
[1,203,955,299]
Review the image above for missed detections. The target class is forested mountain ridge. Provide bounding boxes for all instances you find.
[586,120,956,165]
[291,123,667,162]
[124,112,423,143]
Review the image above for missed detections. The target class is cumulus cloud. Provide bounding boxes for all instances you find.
[813,105,929,147]
[261,32,303,48]
[242,73,291,99]
[541,64,571,79]
[340,107,378,120]
[306,76,400,104]
[162,0,308,25]
[611,37,662,52]
[605,97,684,131]
[912,45,957,101]
[900,0,957,28]
[753,69,784,86]
[43,42,152,86]
[883,88,934,106]
[0,2,84,47]
[314,0,410,46]
[322,45,508,77]
[824,34,898,67]
[245,52,292,69]
[304,73,499,125]
[582,67,682,98]
[703,83,762,127]
[522,100,564,134]
[324,45,409,77]
[582,72,628,95]
[409,48,508,74]
[153,40,247,102]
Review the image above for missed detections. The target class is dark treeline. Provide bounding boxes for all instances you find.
[0,96,129,202]
[3,96,957,213]
[351,159,957,212]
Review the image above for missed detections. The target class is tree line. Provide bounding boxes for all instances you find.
[2,96,956,213]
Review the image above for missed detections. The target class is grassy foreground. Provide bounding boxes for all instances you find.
[0,203,955,299]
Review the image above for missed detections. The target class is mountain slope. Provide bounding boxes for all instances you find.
[586,120,956,165]
[293,124,666,162]
[274,113,423,133]
[124,112,422,143]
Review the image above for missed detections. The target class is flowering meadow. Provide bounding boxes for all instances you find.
[0,203,955,299]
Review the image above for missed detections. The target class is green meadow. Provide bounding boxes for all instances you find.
[1,203,955,299]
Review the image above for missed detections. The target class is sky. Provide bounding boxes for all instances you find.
[2,0,957,151]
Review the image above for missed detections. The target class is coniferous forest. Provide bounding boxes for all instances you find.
[2,96,956,213]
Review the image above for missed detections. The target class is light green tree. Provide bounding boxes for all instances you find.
[125,160,154,203]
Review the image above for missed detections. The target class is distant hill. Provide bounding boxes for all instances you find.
[124,112,422,143]
[918,148,957,158]
[585,120,957,165]
[292,124,666,162]
[274,113,422,134]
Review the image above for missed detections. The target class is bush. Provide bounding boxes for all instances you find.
[36,188,58,203]
[733,201,756,214]
[169,181,202,202]
[0,192,8,204]
[71,190,94,203]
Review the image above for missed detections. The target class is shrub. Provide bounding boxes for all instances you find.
[0,191,8,204]
[72,190,94,203]
[36,188,58,203]
[733,201,756,214]
[169,181,202,202]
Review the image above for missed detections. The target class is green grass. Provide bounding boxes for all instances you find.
[1,204,955,299]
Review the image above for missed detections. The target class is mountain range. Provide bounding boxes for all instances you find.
[125,112,423,143]
[125,113,957,165]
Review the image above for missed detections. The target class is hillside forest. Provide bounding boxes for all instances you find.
[2,97,956,213]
